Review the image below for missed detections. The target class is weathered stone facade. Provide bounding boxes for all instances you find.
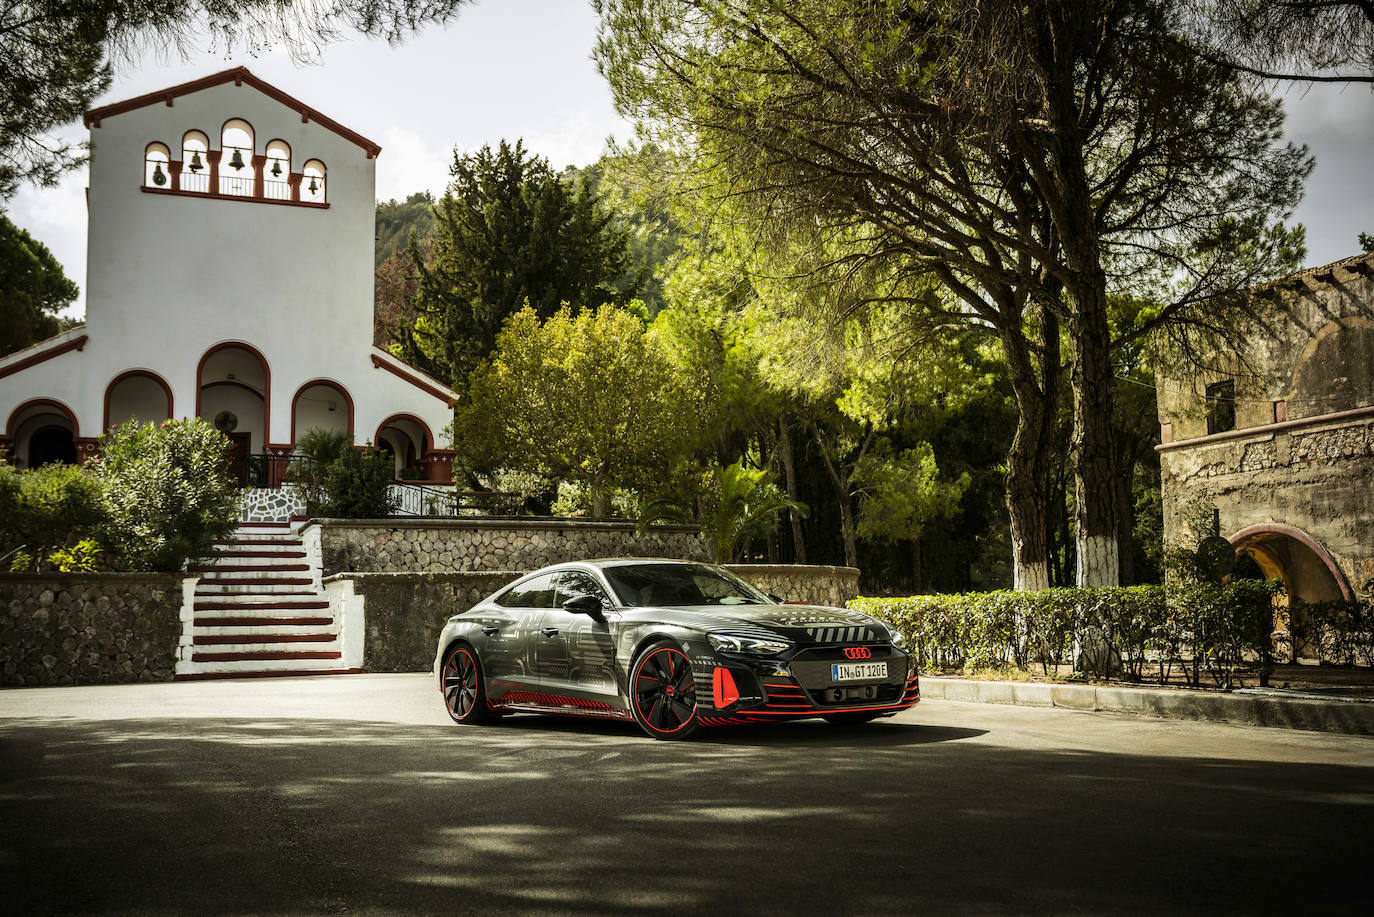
[1156,252,1374,604]
[0,574,186,686]
[726,564,859,608]
[304,518,711,578]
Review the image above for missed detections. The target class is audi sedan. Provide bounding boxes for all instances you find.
[432,558,919,740]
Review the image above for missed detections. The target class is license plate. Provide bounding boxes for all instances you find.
[831,662,887,682]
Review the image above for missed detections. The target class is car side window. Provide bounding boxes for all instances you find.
[554,571,610,608]
[495,573,557,608]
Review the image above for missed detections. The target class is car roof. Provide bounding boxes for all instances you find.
[521,558,704,577]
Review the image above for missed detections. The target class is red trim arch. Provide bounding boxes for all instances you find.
[290,378,355,443]
[6,397,80,439]
[374,413,434,453]
[195,341,271,441]
[1229,523,1355,603]
[103,369,174,430]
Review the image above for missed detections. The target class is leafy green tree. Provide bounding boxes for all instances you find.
[698,460,801,563]
[597,0,1309,588]
[854,442,970,585]
[1199,1,1374,83]
[94,419,240,571]
[455,304,698,517]
[1,213,79,355]
[0,1,470,199]
[402,140,639,386]
[375,192,436,268]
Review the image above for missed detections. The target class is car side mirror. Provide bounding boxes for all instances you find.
[562,593,605,617]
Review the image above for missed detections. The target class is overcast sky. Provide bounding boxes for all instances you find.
[7,0,1373,319]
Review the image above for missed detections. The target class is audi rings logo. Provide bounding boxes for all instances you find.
[843,647,872,660]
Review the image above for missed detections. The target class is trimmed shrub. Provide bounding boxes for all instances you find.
[94,418,241,571]
[321,446,398,518]
[852,580,1286,688]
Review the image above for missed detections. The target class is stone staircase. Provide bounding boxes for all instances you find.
[174,521,358,680]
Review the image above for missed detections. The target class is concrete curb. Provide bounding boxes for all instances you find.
[920,676,1374,736]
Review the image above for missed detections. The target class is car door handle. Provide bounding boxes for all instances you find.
[541,627,559,637]
[481,626,500,637]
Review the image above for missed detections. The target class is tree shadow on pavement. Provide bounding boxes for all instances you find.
[0,714,1371,916]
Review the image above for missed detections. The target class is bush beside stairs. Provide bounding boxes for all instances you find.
[174,521,359,679]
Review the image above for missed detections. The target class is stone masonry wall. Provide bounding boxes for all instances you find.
[725,564,860,608]
[306,518,711,578]
[0,574,186,686]
[325,572,515,673]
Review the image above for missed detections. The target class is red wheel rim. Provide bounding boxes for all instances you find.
[443,648,479,719]
[633,647,697,734]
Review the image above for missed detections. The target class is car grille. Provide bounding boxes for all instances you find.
[806,625,877,644]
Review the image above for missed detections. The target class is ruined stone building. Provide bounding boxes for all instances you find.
[1155,250,1374,607]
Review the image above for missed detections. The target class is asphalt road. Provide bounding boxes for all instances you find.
[2,675,1371,916]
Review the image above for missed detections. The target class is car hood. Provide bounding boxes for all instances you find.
[624,603,890,644]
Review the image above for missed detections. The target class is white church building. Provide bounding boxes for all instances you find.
[0,67,457,497]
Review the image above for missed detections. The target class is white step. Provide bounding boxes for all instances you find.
[176,658,349,675]
[195,582,316,595]
[190,623,339,637]
[218,533,305,544]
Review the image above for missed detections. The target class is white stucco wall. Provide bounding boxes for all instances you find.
[0,72,455,462]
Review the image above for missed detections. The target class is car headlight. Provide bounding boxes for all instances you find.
[707,633,792,655]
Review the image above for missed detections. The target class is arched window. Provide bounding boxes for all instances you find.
[264,139,291,200]
[144,142,170,188]
[181,130,209,193]
[219,118,255,196]
[302,159,327,203]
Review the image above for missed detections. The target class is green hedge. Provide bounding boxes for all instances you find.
[851,581,1286,689]
[1286,599,1374,667]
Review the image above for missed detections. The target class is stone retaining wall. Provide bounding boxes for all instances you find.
[325,572,516,673]
[0,574,187,686]
[727,564,860,608]
[305,518,710,577]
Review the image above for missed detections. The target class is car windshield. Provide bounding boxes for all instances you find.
[602,563,770,607]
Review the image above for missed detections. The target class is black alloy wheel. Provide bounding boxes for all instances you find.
[630,641,700,740]
[442,643,497,725]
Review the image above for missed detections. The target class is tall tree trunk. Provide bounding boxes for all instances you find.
[778,416,807,564]
[1030,5,1121,587]
[811,421,858,569]
[1000,313,1059,592]
[1068,292,1120,587]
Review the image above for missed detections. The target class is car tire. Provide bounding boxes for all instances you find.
[629,640,700,740]
[441,642,498,725]
[823,712,883,726]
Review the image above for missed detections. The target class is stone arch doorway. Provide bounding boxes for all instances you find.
[197,342,270,484]
[1230,523,1354,662]
[6,399,80,468]
[374,414,432,479]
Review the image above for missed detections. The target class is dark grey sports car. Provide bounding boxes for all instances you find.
[432,558,919,739]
